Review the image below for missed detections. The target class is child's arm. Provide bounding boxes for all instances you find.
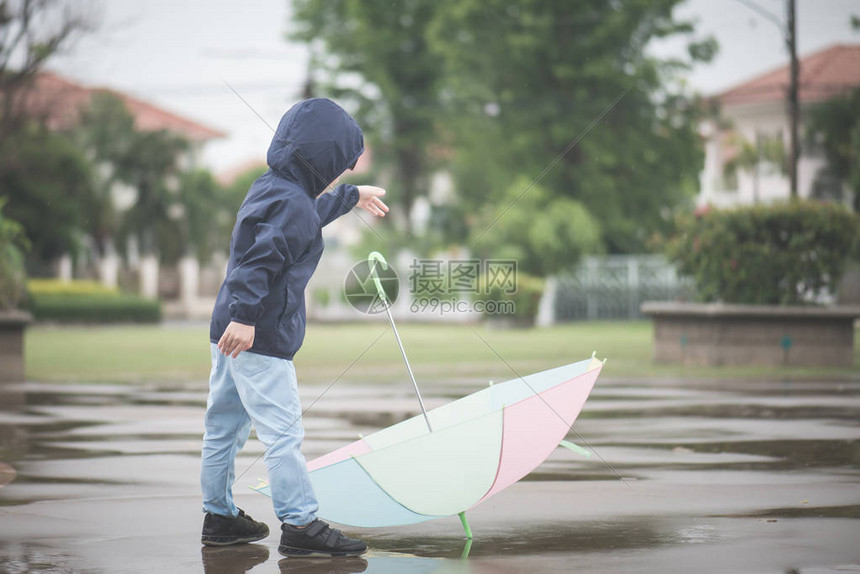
[317,184,388,225]
[317,184,359,227]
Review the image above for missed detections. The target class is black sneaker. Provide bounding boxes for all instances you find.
[278,519,367,557]
[201,508,270,546]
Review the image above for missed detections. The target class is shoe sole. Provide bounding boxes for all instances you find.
[201,532,268,546]
[278,545,367,558]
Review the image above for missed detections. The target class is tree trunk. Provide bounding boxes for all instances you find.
[786,0,799,200]
[395,146,423,236]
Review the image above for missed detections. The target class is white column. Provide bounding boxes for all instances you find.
[627,257,639,320]
[58,254,73,282]
[586,258,599,320]
[99,243,119,289]
[139,255,159,299]
[536,276,557,327]
[179,255,200,306]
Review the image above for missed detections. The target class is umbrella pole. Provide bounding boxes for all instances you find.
[459,511,473,540]
[384,305,433,433]
[367,252,433,433]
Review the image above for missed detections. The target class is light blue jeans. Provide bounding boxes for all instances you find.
[201,343,318,525]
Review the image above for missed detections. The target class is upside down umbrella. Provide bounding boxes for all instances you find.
[253,253,604,536]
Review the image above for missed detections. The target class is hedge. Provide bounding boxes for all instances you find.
[27,279,119,297]
[30,293,161,323]
[0,199,27,310]
[26,281,161,323]
[475,272,545,324]
[662,201,860,305]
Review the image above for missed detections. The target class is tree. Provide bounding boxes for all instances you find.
[0,197,28,308]
[0,124,93,266]
[291,0,443,234]
[806,86,860,210]
[72,92,191,263]
[222,164,265,214]
[0,0,96,270]
[0,0,94,140]
[429,0,715,254]
[475,177,602,278]
[73,91,136,258]
[77,92,235,266]
[115,128,189,263]
[723,131,786,203]
[179,169,227,264]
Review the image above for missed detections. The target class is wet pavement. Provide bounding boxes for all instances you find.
[1,374,859,573]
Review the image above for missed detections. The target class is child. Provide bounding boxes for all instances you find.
[200,98,388,557]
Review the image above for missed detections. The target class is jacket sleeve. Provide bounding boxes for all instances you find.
[225,202,307,325]
[316,184,359,227]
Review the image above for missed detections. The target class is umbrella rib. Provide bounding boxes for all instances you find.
[466,326,637,494]
[232,326,391,487]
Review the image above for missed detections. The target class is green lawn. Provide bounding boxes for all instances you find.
[24,321,860,384]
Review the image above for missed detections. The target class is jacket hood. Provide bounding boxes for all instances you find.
[266,98,364,198]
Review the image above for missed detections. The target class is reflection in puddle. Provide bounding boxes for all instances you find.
[277,553,460,574]
[195,519,723,574]
[200,545,464,574]
[362,519,676,558]
[201,544,270,573]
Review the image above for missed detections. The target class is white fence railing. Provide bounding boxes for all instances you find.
[552,255,694,321]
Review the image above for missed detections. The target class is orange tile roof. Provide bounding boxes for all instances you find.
[717,44,860,106]
[22,72,226,142]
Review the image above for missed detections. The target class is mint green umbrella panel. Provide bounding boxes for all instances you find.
[252,355,603,528]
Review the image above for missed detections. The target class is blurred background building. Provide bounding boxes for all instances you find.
[698,44,860,207]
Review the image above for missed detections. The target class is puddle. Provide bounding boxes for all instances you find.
[0,542,94,574]
[1,377,859,572]
[713,504,860,520]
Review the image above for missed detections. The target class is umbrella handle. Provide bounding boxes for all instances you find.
[367,251,389,302]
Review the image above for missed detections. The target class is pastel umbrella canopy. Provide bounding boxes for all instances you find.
[253,355,603,529]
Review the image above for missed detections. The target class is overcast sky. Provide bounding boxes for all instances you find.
[47,0,859,175]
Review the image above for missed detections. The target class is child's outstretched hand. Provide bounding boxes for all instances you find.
[356,185,389,217]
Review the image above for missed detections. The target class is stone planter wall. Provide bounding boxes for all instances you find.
[0,311,32,383]
[641,302,860,367]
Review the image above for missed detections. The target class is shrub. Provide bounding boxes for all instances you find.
[0,199,29,310]
[30,293,161,323]
[26,279,159,323]
[28,279,119,296]
[473,176,602,278]
[663,201,860,305]
[312,287,331,307]
[475,272,545,325]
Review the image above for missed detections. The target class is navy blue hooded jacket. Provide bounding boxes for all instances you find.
[210,98,364,359]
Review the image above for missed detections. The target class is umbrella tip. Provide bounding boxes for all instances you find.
[488,380,494,386]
